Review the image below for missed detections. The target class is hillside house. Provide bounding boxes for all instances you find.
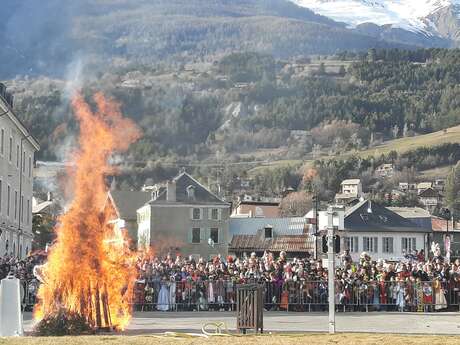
[375,163,394,178]
[335,179,363,205]
[231,196,280,218]
[418,187,443,213]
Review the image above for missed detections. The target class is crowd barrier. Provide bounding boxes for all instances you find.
[21,279,460,312]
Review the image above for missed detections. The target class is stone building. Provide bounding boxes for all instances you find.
[137,172,231,259]
[0,83,40,258]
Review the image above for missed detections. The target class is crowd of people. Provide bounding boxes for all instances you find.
[133,249,460,312]
[2,248,459,312]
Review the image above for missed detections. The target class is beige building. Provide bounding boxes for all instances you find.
[137,172,231,259]
[0,84,40,258]
[335,179,363,205]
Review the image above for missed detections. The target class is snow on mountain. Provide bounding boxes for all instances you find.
[291,0,460,35]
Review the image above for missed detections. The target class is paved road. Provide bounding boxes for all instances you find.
[23,311,460,335]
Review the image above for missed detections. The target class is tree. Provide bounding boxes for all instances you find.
[279,191,313,217]
[445,161,460,219]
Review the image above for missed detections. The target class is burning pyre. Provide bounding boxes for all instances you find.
[34,93,141,333]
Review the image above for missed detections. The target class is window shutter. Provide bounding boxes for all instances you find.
[412,238,416,251]
[354,237,358,253]
[199,208,203,220]
[401,238,405,253]
[218,208,222,221]
[190,208,193,220]
[390,238,393,253]
[374,237,378,253]
[201,228,207,243]
[208,208,212,220]
[188,228,193,244]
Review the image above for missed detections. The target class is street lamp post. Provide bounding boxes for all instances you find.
[327,205,340,334]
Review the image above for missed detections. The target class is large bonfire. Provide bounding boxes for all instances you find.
[34,92,141,332]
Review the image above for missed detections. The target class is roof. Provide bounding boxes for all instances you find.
[0,91,40,151]
[32,200,53,214]
[151,172,228,205]
[229,217,308,236]
[238,200,280,207]
[417,182,433,189]
[344,200,430,233]
[341,179,361,185]
[431,217,460,232]
[387,207,431,219]
[108,190,151,220]
[418,187,442,198]
[230,232,314,253]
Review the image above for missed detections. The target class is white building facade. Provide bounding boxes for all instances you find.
[0,85,40,258]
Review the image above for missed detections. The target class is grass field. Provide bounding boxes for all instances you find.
[347,125,460,159]
[248,125,460,175]
[1,334,459,345]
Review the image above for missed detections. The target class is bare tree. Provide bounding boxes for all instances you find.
[279,191,313,217]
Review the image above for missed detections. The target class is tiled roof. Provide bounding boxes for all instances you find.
[341,179,361,185]
[418,187,442,198]
[387,207,431,219]
[345,200,430,233]
[230,232,314,253]
[108,190,151,220]
[152,172,228,205]
[432,217,460,232]
[229,217,308,236]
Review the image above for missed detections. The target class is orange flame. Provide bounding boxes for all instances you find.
[34,92,141,330]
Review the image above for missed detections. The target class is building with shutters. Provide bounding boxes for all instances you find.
[136,172,230,259]
[340,200,431,262]
[0,83,40,258]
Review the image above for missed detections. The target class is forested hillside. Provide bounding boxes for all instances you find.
[7,48,460,172]
[0,0,416,78]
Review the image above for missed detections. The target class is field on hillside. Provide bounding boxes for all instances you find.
[249,125,460,175]
[345,125,460,159]
[2,334,459,345]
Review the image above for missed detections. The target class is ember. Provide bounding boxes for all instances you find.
[34,93,141,332]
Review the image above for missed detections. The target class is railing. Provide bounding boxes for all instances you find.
[22,278,460,313]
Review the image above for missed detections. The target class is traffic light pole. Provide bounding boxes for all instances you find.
[327,206,335,334]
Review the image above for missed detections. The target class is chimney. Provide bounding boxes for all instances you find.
[47,192,53,201]
[166,181,176,202]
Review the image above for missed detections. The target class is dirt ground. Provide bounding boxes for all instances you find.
[1,333,459,345]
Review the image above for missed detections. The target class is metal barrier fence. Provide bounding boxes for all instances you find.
[22,279,460,312]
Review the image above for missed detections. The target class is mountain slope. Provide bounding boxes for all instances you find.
[0,0,419,78]
[292,0,460,45]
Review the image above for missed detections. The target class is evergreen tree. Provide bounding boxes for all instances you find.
[445,161,460,219]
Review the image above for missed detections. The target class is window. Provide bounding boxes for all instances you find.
[14,191,17,220]
[382,237,393,253]
[0,128,4,155]
[401,237,417,254]
[363,237,378,253]
[344,236,359,253]
[7,185,10,217]
[20,195,24,222]
[264,227,273,239]
[28,156,32,178]
[27,199,30,224]
[191,208,201,220]
[210,208,219,220]
[186,185,195,200]
[22,151,25,173]
[9,137,12,161]
[191,228,201,244]
[16,144,19,168]
[210,228,219,244]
